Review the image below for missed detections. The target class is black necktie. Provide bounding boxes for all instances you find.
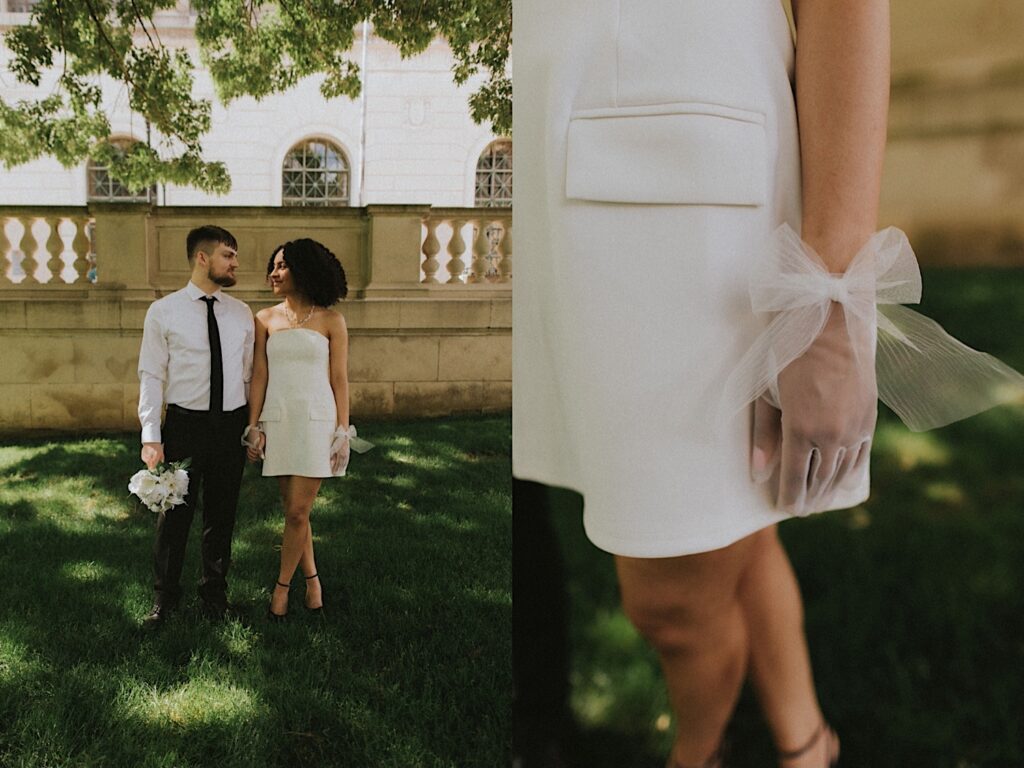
[200,296,223,414]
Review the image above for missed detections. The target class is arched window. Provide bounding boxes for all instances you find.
[87,139,155,203]
[475,139,512,207]
[282,139,350,207]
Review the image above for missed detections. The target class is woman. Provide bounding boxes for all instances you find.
[512,0,877,765]
[513,0,1024,765]
[244,238,352,620]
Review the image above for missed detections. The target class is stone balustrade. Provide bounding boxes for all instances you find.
[1,209,96,287]
[419,208,511,285]
[0,204,511,433]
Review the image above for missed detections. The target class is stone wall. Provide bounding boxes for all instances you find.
[0,204,511,434]
[881,0,1024,266]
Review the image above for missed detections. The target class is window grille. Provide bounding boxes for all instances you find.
[475,140,512,207]
[282,140,350,207]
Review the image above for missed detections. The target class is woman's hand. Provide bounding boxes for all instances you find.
[751,303,876,514]
[330,428,351,475]
[242,425,265,462]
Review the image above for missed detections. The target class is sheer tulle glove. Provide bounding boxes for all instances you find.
[241,425,265,461]
[751,302,877,514]
[725,224,1024,515]
[329,425,374,476]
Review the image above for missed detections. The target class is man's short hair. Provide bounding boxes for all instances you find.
[186,225,238,263]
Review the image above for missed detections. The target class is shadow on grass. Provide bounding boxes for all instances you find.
[0,415,511,768]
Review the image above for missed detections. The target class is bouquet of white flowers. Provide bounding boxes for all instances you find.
[128,459,191,513]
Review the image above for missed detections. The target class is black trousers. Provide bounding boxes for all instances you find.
[513,478,574,758]
[153,404,248,607]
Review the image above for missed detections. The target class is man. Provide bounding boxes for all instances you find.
[137,225,254,628]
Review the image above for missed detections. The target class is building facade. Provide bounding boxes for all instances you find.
[0,1,511,210]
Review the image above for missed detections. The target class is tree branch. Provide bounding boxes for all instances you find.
[130,0,160,49]
[80,0,130,79]
[54,0,68,81]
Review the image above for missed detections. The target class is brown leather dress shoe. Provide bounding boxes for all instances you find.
[142,602,175,630]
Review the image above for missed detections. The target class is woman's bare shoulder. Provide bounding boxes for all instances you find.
[323,307,348,334]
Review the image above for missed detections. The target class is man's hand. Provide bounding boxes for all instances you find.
[141,442,164,470]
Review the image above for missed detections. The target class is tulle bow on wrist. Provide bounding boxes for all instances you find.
[329,424,374,477]
[722,224,1024,432]
[332,424,374,455]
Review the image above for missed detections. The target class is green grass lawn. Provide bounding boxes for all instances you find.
[0,415,511,768]
[554,269,1024,768]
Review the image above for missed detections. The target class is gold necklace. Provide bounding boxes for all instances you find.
[281,302,315,328]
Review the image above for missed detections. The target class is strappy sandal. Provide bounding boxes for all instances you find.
[778,721,839,768]
[304,572,324,614]
[267,580,290,622]
[669,741,727,768]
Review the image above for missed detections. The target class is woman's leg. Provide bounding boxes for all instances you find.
[615,532,760,767]
[299,523,322,609]
[270,475,322,615]
[738,526,839,767]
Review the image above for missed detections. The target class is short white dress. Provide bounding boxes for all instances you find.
[260,329,337,478]
[512,0,868,558]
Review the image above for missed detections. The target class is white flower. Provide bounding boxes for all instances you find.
[129,464,189,513]
[128,469,158,497]
[165,469,190,497]
[148,482,171,507]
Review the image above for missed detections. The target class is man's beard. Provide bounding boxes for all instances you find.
[210,270,236,287]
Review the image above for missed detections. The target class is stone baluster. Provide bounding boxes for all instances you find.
[468,218,489,284]
[498,220,512,283]
[481,221,502,282]
[19,218,40,285]
[445,217,467,284]
[421,216,441,284]
[71,217,92,284]
[46,216,64,284]
[0,218,10,286]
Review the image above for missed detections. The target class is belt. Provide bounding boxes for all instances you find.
[167,403,247,417]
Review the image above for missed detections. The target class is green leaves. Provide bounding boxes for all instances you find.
[1,0,511,193]
[1,0,228,192]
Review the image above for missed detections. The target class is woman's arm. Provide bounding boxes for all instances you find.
[327,310,350,430]
[753,0,891,512]
[793,0,890,268]
[245,312,270,459]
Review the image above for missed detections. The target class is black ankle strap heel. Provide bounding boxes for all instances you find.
[267,580,291,622]
[778,722,839,767]
[304,573,324,614]
[670,741,726,768]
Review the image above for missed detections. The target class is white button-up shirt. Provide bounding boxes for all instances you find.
[138,281,255,443]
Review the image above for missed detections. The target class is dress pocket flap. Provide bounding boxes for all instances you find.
[565,102,767,206]
[259,405,282,422]
[308,402,336,421]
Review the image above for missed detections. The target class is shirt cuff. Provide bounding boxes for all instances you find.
[141,423,162,444]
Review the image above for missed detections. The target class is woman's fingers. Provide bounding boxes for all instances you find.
[777,440,814,514]
[813,437,873,503]
[807,446,844,504]
[817,445,854,502]
[751,396,782,483]
[849,437,872,478]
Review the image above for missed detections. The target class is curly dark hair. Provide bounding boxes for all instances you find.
[266,238,348,306]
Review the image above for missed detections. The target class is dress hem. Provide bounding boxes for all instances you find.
[515,464,869,558]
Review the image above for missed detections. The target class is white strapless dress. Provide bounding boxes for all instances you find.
[260,329,337,478]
